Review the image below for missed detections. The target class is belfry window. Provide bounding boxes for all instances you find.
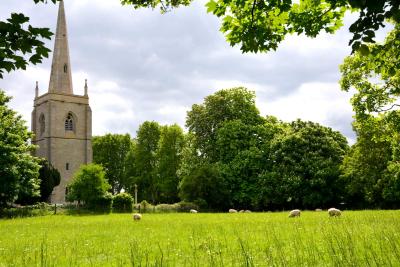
[39,114,45,136]
[64,64,68,73]
[65,113,74,131]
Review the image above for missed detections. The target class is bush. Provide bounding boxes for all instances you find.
[113,193,133,213]
[91,193,113,214]
[0,202,54,218]
[139,200,154,213]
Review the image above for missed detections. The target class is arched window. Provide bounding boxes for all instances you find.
[64,64,68,73]
[39,114,45,136]
[65,113,74,131]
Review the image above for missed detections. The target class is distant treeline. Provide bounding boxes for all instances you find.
[92,87,400,211]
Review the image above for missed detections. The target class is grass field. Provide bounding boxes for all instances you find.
[0,210,400,266]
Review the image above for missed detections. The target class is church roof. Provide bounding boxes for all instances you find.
[48,0,73,94]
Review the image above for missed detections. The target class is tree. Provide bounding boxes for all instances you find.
[92,134,133,193]
[133,121,161,203]
[0,0,57,78]
[179,163,230,209]
[0,90,40,209]
[186,87,264,161]
[263,120,348,209]
[339,23,400,208]
[156,124,185,203]
[340,23,400,121]
[67,163,111,207]
[37,159,61,202]
[121,0,400,53]
[17,159,61,204]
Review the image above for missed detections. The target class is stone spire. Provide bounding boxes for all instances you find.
[48,0,73,94]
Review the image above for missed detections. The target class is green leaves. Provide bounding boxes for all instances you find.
[0,12,53,78]
[0,90,40,208]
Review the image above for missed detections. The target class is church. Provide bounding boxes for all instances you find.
[31,0,92,203]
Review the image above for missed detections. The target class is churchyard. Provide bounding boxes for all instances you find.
[1,210,399,266]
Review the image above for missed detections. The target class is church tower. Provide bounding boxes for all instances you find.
[32,0,92,203]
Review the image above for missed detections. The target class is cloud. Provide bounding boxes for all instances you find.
[1,0,385,144]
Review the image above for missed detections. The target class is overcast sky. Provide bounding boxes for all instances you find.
[2,0,390,144]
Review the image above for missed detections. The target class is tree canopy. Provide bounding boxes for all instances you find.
[0,90,41,208]
[121,0,400,53]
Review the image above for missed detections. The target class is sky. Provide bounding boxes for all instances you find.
[1,0,390,144]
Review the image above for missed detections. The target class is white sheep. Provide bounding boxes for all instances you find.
[133,213,142,221]
[244,210,251,213]
[189,209,198,213]
[288,209,301,217]
[315,208,323,212]
[229,209,238,213]
[328,208,341,217]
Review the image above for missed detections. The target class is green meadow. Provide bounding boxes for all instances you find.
[1,210,399,266]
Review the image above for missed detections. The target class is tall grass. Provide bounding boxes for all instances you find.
[0,210,399,266]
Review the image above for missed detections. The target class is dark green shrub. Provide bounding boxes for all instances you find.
[91,193,113,213]
[113,193,133,213]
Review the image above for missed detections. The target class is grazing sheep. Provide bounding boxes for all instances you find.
[244,210,251,213]
[288,209,301,217]
[328,208,341,217]
[239,210,245,213]
[133,213,142,221]
[189,209,198,213]
[229,209,238,213]
[315,208,323,212]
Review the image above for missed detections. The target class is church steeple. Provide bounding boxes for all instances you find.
[48,0,73,94]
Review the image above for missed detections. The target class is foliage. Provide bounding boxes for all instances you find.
[113,192,133,213]
[120,0,400,53]
[340,23,400,121]
[179,163,230,209]
[1,211,400,265]
[0,0,58,78]
[0,202,54,219]
[38,159,61,202]
[66,164,111,209]
[93,134,133,193]
[156,124,185,203]
[186,87,263,161]
[0,90,40,209]
[263,120,349,210]
[340,24,400,209]
[92,192,113,213]
[132,121,161,203]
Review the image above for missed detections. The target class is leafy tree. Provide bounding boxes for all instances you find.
[263,120,348,209]
[0,0,57,78]
[340,115,395,208]
[179,163,230,209]
[133,121,161,203]
[186,87,264,161]
[340,23,400,121]
[93,134,133,193]
[37,159,61,202]
[67,163,111,207]
[121,0,400,53]
[156,124,185,203]
[0,90,40,209]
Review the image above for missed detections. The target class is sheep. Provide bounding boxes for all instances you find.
[288,209,301,217]
[328,208,341,217]
[229,209,238,213]
[244,210,252,213]
[315,208,323,212]
[239,210,245,213]
[189,209,198,213]
[133,213,142,221]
